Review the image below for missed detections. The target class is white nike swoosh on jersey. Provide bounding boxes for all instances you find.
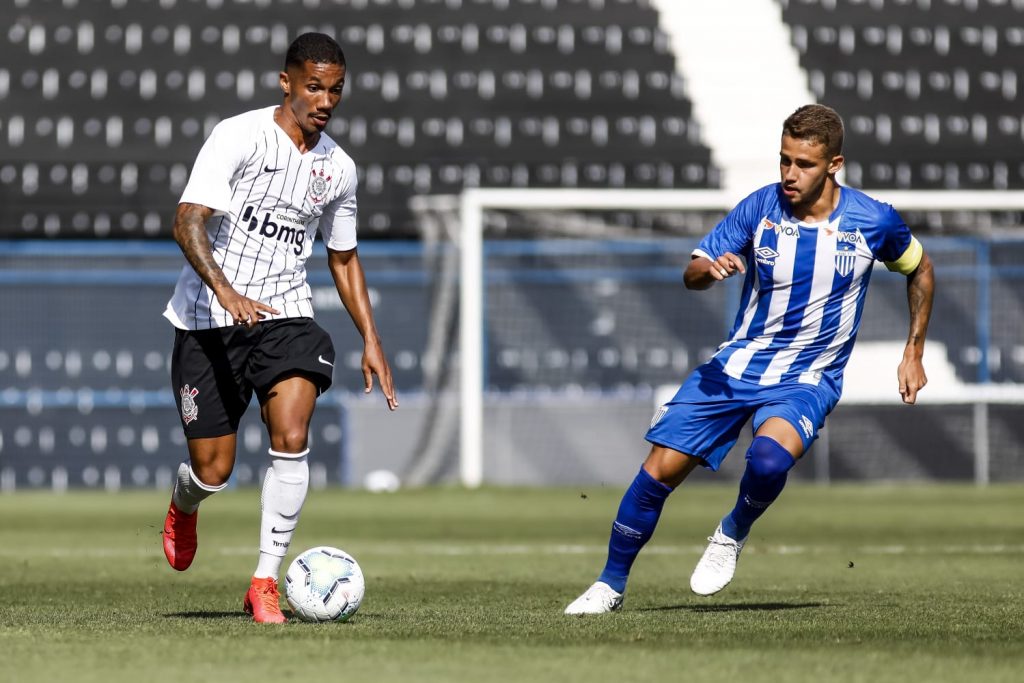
[318,355,334,367]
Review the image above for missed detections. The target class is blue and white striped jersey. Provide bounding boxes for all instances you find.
[694,184,920,391]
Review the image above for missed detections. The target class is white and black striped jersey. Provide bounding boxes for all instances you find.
[164,105,358,330]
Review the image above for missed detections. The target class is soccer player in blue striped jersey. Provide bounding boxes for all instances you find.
[565,104,935,615]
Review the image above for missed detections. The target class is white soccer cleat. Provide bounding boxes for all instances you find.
[564,581,624,615]
[690,524,746,596]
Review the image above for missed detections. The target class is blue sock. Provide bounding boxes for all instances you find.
[721,436,796,542]
[597,467,673,593]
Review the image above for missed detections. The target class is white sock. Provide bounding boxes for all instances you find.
[171,462,226,514]
[254,448,309,579]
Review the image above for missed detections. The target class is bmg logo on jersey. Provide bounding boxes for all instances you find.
[240,205,306,255]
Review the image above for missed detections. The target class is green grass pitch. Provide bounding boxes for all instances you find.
[1,484,1022,682]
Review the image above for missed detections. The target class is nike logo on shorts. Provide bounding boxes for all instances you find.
[318,355,334,367]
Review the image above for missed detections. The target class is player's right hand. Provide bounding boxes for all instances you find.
[216,288,280,328]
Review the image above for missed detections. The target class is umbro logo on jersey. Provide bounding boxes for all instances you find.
[240,204,306,256]
[754,246,779,266]
[264,165,284,173]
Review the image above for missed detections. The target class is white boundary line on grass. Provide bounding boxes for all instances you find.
[2,543,1023,559]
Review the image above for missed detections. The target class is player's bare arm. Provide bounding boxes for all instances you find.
[897,251,935,404]
[171,202,280,327]
[684,252,747,290]
[327,247,398,410]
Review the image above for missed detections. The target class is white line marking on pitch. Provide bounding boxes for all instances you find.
[1,543,1022,559]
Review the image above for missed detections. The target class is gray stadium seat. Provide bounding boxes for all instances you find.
[780,0,1024,190]
[0,0,714,237]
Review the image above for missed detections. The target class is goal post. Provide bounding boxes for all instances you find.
[456,188,1024,488]
[457,188,734,487]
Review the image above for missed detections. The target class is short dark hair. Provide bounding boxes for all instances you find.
[783,104,844,158]
[285,32,346,70]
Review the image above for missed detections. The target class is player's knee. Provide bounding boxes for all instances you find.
[270,429,309,454]
[642,446,700,488]
[190,459,233,487]
[745,436,796,480]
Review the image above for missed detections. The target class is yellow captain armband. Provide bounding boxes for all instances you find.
[884,236,924,275]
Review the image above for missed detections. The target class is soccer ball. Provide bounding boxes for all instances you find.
[285,546,365,623]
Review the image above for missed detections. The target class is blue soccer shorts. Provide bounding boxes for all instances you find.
[645,362,841,471]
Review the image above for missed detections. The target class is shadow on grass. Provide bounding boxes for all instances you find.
[164,611,250,619]
[640,602,827,613]
[165,610,301,620]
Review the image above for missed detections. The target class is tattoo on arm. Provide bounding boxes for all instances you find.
[905,254,935,350]
[173,204,231,292]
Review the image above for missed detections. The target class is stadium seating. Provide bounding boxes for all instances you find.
[1,1,1021,489]
[0,0,716,238]
[4,0,1018,236]
[779,0,1024,190]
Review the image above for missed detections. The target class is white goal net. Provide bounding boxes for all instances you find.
[406,188,1024,488]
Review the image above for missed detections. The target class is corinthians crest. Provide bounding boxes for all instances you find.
[308,167,332,204]
[180,384,199,425]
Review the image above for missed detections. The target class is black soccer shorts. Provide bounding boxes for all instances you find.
[170,317,336,439]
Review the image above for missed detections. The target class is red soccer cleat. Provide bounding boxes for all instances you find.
[244,577,287,624]
[162,500,198,571]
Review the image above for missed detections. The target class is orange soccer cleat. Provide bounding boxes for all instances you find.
[162,500,198,571]
[244,577,287,624]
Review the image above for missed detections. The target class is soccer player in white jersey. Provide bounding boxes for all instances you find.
[160,33,398,624]
[566,104,935,615]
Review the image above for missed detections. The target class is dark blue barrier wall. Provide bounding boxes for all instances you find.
[1,237,1022,489]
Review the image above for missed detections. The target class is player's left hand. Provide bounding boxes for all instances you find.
[363,337,398,411]
[709,252,746,281]
[897,355,927,404]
